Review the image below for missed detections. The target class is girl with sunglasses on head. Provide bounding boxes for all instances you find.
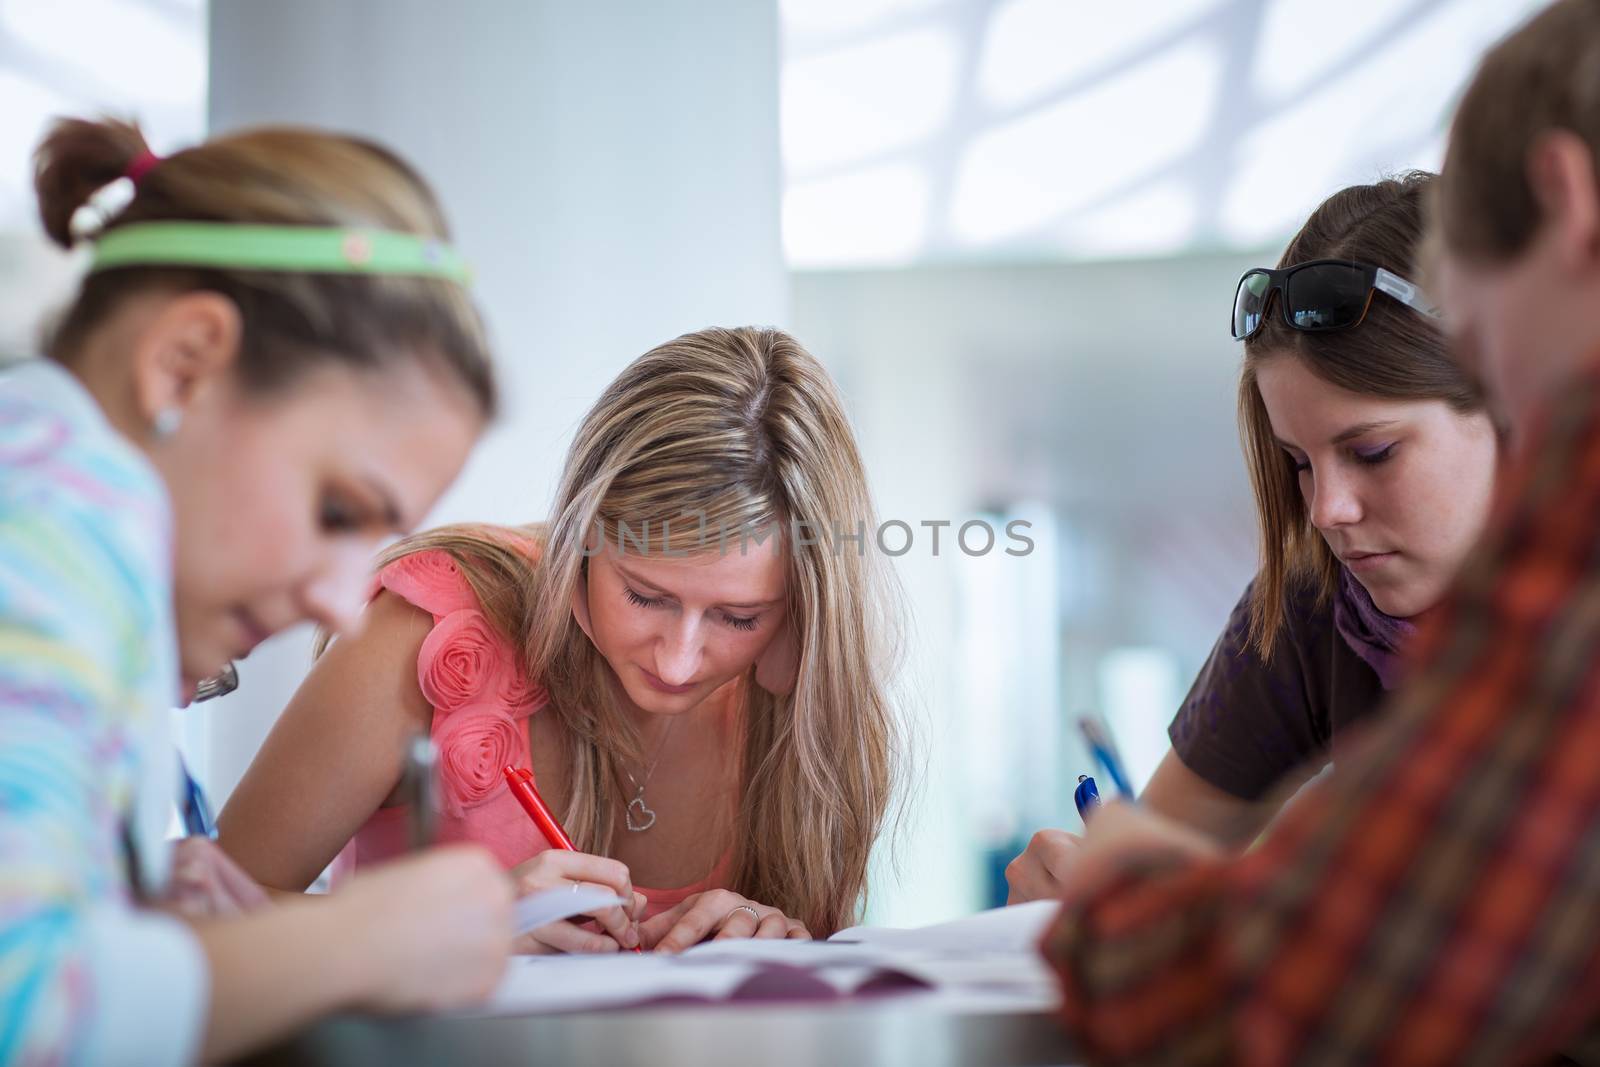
[218,326,902,952]
[0,117,516,1065]
[1045,5,1600,1060]
[1007,171,1500,903]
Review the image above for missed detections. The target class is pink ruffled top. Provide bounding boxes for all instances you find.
[343,545,728,918]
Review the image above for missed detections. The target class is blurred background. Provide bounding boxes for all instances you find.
[0,0,1545,924]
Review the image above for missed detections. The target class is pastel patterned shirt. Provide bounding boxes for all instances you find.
[0,359,205,1067]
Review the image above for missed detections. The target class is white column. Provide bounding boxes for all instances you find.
[201,0,785,803]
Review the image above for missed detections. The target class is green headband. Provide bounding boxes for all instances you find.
[89,222,471,285]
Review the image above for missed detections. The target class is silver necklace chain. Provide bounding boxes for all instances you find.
[621,717,679,833]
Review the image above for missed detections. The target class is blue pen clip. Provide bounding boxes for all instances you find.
[180,756,216,839]
[1073,774,1101,820]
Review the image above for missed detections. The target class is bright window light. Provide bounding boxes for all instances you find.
[977,0,1220,109]
[0,0,205,234]
[780,0,1546,263]
[1220,0,1535,247]
[1251,0,1426,103]
[953,506,1061,829]
[783,164,930,267]
[950,39,1221,244]
[1056,180,1196,260]
[0,0,204,105]
[1222,94,1381,248]
[780,0,940,41]
[0,72,74,232]
[1096,647,1181,792]
[782,26,961,174]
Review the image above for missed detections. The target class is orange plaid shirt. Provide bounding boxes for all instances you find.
[1043,365,1600,1066]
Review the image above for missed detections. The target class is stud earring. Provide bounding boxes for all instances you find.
[152,407,182,439]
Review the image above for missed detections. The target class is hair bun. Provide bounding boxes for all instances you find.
[33,116,151,249]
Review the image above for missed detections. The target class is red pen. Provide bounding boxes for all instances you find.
[503,764,575,849]
[503,764,641,951]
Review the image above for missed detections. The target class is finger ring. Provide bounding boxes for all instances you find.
[726,904,760,923]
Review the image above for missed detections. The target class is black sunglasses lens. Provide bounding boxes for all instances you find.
[1233,271,1272,339]
[1285,264,1371,331]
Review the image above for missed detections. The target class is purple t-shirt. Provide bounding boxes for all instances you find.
[1168,577,1388,801]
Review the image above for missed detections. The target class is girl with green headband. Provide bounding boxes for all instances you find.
[0,116,511,1064]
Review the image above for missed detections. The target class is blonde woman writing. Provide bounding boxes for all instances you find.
[220,327,902,951]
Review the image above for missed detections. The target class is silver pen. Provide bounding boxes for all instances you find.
[180,663,238,838]
[402,734,439,851]
[191,662,239,703]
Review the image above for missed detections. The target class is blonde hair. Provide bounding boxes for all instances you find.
[33,116,495,414]
[384,328,901,935]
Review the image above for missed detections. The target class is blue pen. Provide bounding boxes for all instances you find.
[179,662,237,839]
[1073,774,1101,820]
[179,756,216,839]
[1078,717,1136,800]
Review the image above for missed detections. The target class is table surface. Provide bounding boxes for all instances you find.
[238,999,1082,1067]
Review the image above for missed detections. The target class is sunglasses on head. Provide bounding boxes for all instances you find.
[1232,258,1441,341]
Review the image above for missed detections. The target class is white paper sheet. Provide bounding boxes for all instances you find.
[512,885,628,935]
[470,901,1064,1017]
[476,954,760,1015]
[686,906,1060,1000]
[828,900,1059,953]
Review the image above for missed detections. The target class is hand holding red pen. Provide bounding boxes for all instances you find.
[503,765,646,954]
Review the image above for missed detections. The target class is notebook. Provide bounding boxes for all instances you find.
[828,898,1058,953]
[474,900,1061,1016]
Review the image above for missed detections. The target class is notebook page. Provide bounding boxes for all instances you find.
[680,910,1061,1011]
[512,885,628,935]
[473,955,758,1015]
[828,900,1059,953]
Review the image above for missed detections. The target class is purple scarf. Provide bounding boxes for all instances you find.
[1332,566,1417,690]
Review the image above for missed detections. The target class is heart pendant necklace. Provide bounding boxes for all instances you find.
[626,794,657,833]
[622,716,679,833]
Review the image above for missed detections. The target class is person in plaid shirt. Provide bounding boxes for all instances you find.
[1041,2,1600,1063]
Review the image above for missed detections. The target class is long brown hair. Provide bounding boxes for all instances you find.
[33,116,495,414]
[381,328,902,936]
[1240,173,1484,656]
